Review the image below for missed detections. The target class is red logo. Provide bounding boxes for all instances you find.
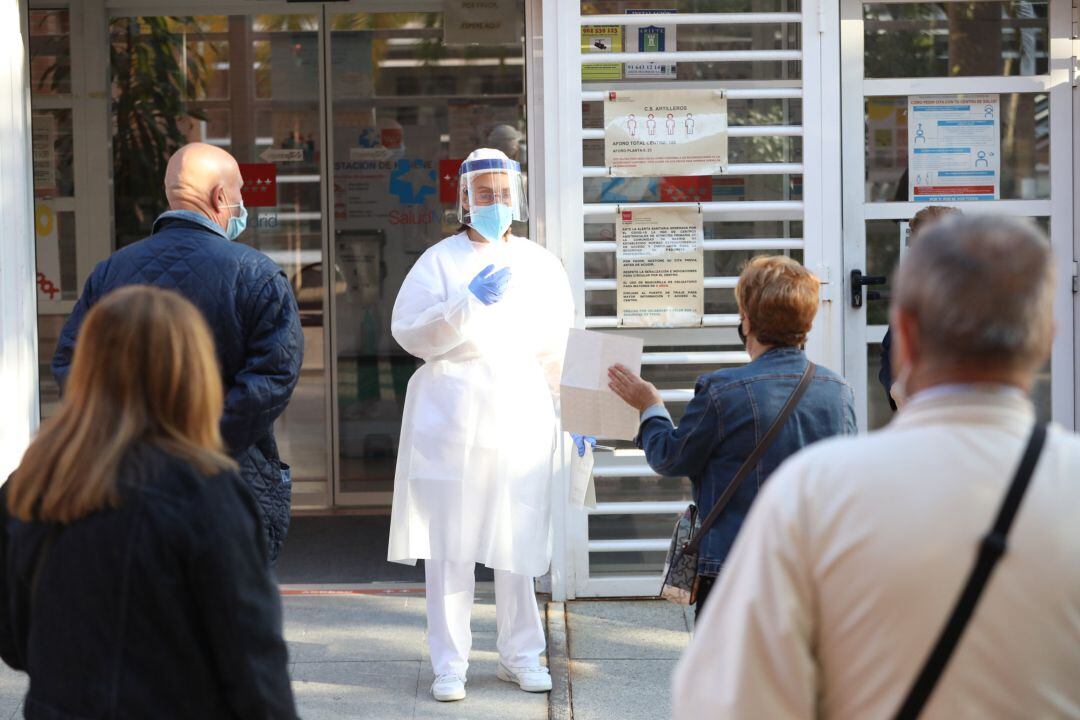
[439,159,465,203]
[238,163,278,208]
[381,127,403,149]
[659,176,713,203]
[36,272,58,300]
[621,210,633,222]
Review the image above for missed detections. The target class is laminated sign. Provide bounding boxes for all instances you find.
[581,25,623,81]
[604,89,727,177]
[908,94,1000,202]
[625,9,677,79]
[617,206,704,328]
[444,0,518,45]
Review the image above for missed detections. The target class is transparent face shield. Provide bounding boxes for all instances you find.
[457,158,528,241]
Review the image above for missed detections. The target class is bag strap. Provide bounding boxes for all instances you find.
[893,421,1047,720]
[685,361,816,555]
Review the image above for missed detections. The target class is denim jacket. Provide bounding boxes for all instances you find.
[637,347,857,576]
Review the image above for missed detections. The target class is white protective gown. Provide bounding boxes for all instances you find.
[388,232,574,577]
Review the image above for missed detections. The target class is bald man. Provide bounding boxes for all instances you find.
[53,143,303,564]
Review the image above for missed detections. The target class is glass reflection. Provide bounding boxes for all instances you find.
[328,10,528,498]
[864,94,1049,202]
[110,14,329,503]
[864,1,1048,79]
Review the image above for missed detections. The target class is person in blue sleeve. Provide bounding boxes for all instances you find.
[608,256,857,614]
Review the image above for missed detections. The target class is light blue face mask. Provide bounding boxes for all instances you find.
[468,203,514,242]
[223,200,248,240]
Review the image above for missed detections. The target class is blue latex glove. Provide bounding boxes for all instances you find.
[468,264,512,306]
[570,433,597,458]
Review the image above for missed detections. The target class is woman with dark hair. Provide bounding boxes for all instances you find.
[1,285,296,719]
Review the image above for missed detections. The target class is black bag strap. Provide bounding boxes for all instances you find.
[893,421,1047,720]
[685,361,816,555]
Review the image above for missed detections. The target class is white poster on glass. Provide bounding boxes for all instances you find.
[908,94,1000,202]
[604,89,727,177]
[617,206,704,328]
[32,114,56,195]
[444,0,518,45]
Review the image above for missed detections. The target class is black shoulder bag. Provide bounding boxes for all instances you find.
[893,422,1047,720]
[659,362,816,605]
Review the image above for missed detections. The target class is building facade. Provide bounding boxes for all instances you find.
[2,0,1078,599]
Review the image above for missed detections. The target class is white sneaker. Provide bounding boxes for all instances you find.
[496,663,552,693]
[431,674,466,702]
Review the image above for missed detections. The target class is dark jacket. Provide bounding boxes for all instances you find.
[0,444,297,719]
[880,328,898,411]
[637,347,857,575]
[51,211,304,562]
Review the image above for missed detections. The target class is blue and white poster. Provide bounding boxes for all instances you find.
[907,94,1000,202]
[625,9,676,80]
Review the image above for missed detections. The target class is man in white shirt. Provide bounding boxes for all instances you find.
[672,215,1080,719]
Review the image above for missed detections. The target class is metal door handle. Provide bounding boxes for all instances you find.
[850,269,887,309]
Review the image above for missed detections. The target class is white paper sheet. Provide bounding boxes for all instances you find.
[560,328,644,441]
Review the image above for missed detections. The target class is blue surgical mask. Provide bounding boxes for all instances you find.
[224,200,248,240]
[468,204,513,242]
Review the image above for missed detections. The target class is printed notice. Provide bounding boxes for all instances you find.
[32,114,56,195]
[444,0,518,45]
[625,9,676,79]
[908,94,1000,202]
[617,207,704,327]
[604,89,727,177]
[581,25,623,81]
[561,329,644,441]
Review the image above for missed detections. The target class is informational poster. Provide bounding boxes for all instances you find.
[581,25,623,81]
[560,329,644,441]
[34,201,61,301]
[332,124,443,357]
[32,114,56,196]
[331,33,373,100]
[625,9,676,79]
[617,206,704,327]
[604,89,728,177]
[270,33,319,102]
[444,0,519,45]
[908,94,1000,202]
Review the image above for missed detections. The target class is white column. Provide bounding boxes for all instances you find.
[0,0,40,479]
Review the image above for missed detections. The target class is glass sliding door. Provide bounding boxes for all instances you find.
[108,12,331,507]
[48,2,530,527]
[326,7,528,505]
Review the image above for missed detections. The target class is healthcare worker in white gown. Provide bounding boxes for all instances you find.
[388,148,580,703]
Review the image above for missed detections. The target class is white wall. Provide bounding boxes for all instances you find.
[0,0,39,479]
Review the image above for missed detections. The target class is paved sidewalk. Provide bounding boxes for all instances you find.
[285,589,548,719]
[560,600,691,720]
[0,589,547,720]
[0,593,688,719]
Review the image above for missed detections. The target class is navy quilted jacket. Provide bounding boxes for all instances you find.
[52,211,304,563]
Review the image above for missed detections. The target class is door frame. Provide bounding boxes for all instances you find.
[839,0,1077,431]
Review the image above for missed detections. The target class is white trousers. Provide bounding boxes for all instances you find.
[425,560,546,679]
